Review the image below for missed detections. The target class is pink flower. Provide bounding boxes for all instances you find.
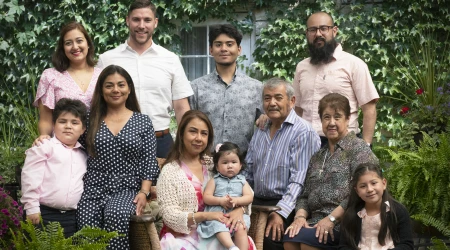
[1,209,9,216]
[400,106,410,115]
[416,88,424,95]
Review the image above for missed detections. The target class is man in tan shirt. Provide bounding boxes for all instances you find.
[293,11,379,147]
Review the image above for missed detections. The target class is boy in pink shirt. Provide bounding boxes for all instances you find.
[21,98,87,237]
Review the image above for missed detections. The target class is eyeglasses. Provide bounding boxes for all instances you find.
[306,25,334,35]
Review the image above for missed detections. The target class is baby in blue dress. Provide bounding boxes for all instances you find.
[197,142,253,250]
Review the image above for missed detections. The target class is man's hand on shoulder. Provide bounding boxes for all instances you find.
[255,114,269,130]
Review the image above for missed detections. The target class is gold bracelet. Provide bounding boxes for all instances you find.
[240,206,246,214]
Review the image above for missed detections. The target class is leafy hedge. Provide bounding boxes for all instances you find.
[1,0,450,145]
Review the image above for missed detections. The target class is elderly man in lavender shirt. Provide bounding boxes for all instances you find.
[243,78,321,250]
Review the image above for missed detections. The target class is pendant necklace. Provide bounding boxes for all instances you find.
[319,150,332,177]
[68,69,87,91]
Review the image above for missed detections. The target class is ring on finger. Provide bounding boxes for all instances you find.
[325,231,329,234]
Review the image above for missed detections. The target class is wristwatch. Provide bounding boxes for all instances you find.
[138,190,150,199]
[328,214,336,223]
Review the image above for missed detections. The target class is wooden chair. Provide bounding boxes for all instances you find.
[248,205,281,250]
[129,157,165,250]
[129,214,161,250]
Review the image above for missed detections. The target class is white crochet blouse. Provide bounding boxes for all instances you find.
[157,156,214,234]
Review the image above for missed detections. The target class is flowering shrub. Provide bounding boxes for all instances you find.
[395,83,450,148]
[0,176,23,249]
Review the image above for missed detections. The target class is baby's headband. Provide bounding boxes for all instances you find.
[215,143,223,153]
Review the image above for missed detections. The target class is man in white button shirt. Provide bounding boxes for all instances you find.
[97,0,193,158]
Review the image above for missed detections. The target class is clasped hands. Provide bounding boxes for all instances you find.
[285,216,335,244]
[213,194,246,232]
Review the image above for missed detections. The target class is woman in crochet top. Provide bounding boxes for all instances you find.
[157,110,255,250]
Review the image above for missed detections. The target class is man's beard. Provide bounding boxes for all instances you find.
[308,37,338,65]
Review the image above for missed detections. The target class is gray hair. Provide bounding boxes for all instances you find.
[262,77,295,100]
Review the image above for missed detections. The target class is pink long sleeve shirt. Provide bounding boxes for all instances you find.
[20,137,87,215]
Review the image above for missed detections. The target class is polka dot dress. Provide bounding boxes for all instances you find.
[77,112,159,249]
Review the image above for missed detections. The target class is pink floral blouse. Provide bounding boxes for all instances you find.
[33,67,102,109]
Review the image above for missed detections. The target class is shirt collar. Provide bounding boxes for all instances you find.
[357,201,390,218]
[214,67,241,84]
[335,131,357,150]
[332,43,344,60]
[214,172,243,180]
[265,109,297,130]
[122,40,156,54]
[51,136,84,149]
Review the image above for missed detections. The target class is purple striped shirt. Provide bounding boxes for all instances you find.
[243,109,320,218]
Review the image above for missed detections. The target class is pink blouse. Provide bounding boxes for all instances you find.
[33,67,102,109]
[357,201,395,250]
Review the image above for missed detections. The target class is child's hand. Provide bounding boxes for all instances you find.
[27,213,41,225]
[207,212,228,223]
[229,196,239,207]
[219,195,233,210]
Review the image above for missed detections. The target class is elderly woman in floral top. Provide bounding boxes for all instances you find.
[283,93,379,250]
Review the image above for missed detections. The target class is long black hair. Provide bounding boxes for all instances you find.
[86,65,140,157]
[340,163,400,249]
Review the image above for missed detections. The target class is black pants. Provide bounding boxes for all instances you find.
[253,197,295,250]
[40,205,77,238]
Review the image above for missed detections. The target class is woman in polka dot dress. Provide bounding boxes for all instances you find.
[77,65,160,249]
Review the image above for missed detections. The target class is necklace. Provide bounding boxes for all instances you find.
[70,72,85,89]
[68,68,91,91]
[319,149,333,176]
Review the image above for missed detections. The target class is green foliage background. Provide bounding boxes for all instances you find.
[2,0,450,146]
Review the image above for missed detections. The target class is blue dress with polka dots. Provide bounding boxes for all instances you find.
[77,112,159,250]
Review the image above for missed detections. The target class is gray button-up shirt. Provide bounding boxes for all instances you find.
[189,69,263,152]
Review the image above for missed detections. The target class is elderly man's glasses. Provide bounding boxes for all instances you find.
[306,26,334,35]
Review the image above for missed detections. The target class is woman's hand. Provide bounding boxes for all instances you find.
[313,217,335,244]
[224,206,246,232]
[207,211,228,224]
[285,216,309,238]
[133,193,147,216]
[33,135,51,147]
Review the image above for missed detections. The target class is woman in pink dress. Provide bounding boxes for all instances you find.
[157,110,255,250]
[33,21,101,142]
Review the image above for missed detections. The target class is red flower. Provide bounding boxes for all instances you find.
[416,88,424,95]
[400,106,410,115]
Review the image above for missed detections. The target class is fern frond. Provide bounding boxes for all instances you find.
[412,214,450,237]
[429,237,450,250]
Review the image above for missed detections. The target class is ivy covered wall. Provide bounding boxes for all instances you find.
[1,0,449,144]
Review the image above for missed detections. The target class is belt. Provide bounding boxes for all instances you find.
[155,128,170,138]
[40,204,76,214]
